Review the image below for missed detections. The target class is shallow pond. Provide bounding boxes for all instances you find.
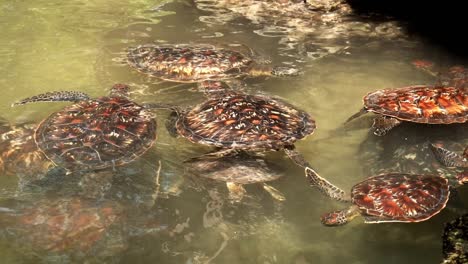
[0,0,467,263]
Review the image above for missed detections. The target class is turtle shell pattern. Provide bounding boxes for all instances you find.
[0,123,51,177]
[187,154,282,184]
[127,44,254,82]
[351,173,449,222]
[17,197,122,252]
[176,93,315,150]
[364,86,467,124]
[35,95,157,171]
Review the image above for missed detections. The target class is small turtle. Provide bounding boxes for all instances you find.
[441,214,468,264]
[412,60,467,89]
[0,197,126,259]
[320,173,467,226]
[150,91,344,200]
[11,84,158,173]
[186,151,286,201]
[126,44,300,86]
[346,85,468,136]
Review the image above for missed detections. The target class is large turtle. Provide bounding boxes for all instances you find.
[345,85,468,136]
[0,196,126,261]
[186,151,286,202]
[11,84,158,173]
[441,214,468,264]
[149,91,345,200]
[126,44,300,86]
[320,173,467,226]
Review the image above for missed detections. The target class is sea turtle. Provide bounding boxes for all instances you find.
[345,85,468,136]
[320,173,467,226]
[441,214,468,264]
[412,60,467,89]
[11,84,158,173]
[186,151,285,201]
[126,44,300,87]
[0,196,126,261]
[149,91,345,200]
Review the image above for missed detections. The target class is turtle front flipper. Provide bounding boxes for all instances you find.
[344,108,368,124]
[12,91,90,106]
[430,144,468,168]
[262,183,286,201]
[372,115,402,136]
[226,182,246,202]
[283,147,346,201]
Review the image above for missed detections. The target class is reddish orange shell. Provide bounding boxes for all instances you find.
[35,96,157,171]
[352,173,449,222]
[364,86,468,124]
[176,93,315,150]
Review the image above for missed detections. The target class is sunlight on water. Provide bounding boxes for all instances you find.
[0,0,467,263]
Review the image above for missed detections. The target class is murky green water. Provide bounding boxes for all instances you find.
[0,0,467,263]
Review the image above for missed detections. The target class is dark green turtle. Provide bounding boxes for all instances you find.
[149,91,344,200]
[186,151,285,202]
[11,84,158,173]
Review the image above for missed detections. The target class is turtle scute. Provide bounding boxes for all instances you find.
[365,86,468,124]
[352,173,450,222]
[127,44,254,82]
[176,92,316,149]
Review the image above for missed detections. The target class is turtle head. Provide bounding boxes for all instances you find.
[110,83,130,97]
[320,210,349,226]
[271,66,302,77]
[457,171,468,185]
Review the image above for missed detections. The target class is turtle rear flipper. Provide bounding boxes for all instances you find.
[372,115,402,136]
[430,144,468,168]
[262,183,286,201]
[12,91,90,106]
[226,182,246,202]
[283,147,346,201]
[344,108,368,124]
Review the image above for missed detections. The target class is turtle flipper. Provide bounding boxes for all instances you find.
[430,144,468,168]
[262,183,286,201]
[344,108,368,124]
[283,147,346,201]
[372,115,402,136]
[12,91,90,106]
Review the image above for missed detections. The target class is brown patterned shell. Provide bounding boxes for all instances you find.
[127,44,254,82]
[176,93,315,149]
[364,86,468,124]
[0,123,52,177]
[351,173,449,223]
[35,96,157,171]
[16,197,123,253]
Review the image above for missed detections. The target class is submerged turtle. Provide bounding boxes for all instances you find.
[0,197,126,260]
[441,214,468,264]
[11,84,158,173]
[320,173,467,226]
[186,151,285,201]
[150,91,344,200]
[126,44,300,86]
[412,60,467,89]
[0,122,52,179]
[346,85,468,136]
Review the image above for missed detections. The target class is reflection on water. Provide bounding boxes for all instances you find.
[0,0,467,263]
